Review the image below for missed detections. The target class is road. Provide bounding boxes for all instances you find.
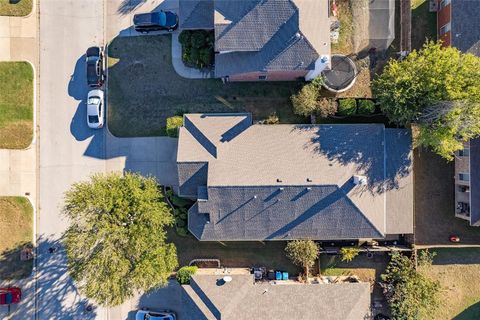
[35,0,179,319]
[38,0,107,318]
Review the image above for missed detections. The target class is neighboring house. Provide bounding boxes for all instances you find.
[179,0,331,81]
[454,141,480,226]
[176,113,414,241]
[182,273,371,320]
[437,0,480,55]
[437,0,480,226]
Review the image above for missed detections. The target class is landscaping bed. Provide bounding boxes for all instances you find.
[165,188,195,237]
[179,30,214,69]
[0,0,32,16]
[0,61,34,149]
[0,196,33,279]
[411,0,437,50]
[107,35,304,137]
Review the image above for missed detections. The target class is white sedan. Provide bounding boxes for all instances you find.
[87,89,104,129]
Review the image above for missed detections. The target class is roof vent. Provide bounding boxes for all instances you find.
[306,178,312,182]
[306,187,312,191]
[277,178,282,183]
[279,187,284,191]
[353,175,367,185]
[295,32,301,39]
[253,195,257,199]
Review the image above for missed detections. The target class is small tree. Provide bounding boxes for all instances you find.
[176,266,198,284]
[381,251,439,319]
[340,247,360,263]
[285,240,319,280]
[291,83,320,117]
[63,173,178,306]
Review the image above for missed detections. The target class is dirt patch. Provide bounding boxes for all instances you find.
[0,120,33,149]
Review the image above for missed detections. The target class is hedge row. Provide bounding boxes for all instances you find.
[337,99,376,116]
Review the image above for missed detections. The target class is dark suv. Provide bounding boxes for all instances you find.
[86,46,105,87]
[133,11,178,33]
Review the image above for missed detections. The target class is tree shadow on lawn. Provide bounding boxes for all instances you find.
[0,242,33,280]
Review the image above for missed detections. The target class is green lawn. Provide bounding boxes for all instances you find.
[420,248,480,320]
[0,197,33,279]
[411,0,437,50]
[107,35,305,137]
[0,0,32,16]
[0,62,34,149]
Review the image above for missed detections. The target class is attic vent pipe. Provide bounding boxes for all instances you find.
[277,178,282,183]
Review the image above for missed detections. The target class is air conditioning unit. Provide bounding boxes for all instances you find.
[353,175,367,185]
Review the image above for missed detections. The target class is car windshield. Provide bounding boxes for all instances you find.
[88,96,100,105]
[159,12,166,26]
[88,115,99,123]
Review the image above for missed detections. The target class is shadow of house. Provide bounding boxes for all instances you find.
[453,301,480,320]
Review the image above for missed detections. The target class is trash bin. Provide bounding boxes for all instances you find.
[275,271,282,280]
[282,272,289,280]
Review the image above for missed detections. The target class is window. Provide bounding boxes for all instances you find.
[458,148,470,157]
[440,22,451,36]
[440,0,451,10]
[459,173,470,181]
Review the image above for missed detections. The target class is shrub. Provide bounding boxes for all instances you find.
[199,47,213,67]
[176,227,188,237]
[171,194,192,208]
[337,98,357,116]
[317,98,337,118]
[265,113,280,124]
[178,30,192,46]
[176,266,198,284]
[291,83,320,117]
[357,99,376,115]
[340,247,360,262]
[165,116,183,138]
[191,31,207,49]
[179,212,187,220]
[176,218,186,228]
[311,75,325,88]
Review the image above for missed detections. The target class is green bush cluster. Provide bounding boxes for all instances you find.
[357,99,376,115]
[176,266,198,284]
[337,98,357,116]
[179,30,214,69]
[166,189,194,237]
[165,116,183,138]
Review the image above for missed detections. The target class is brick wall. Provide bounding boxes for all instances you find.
[227,70,308,82]
[437,0,451,46]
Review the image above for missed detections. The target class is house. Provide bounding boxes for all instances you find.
[176,113,414,241]
[437,0,480,226]
[179,0,331,81]
[437,0,480,55]
[182,273,371,320]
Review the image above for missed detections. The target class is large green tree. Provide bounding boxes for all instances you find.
[381,251,439,320]
[285,240,319,279]
[63,172,178,306]
[373,41,480,160]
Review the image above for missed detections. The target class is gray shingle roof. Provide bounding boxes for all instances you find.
[470,138,480,226]
[184,274,371,320]
[179,0,214,29]
[213,0,330,77]
[177,113,413,240]
[177,162,208,197]
[451,0,480,56]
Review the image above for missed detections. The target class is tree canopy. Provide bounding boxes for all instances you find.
[373,41,480,160]
[381,251,439,320]
[63,172,178,306]
[285,240,319,279]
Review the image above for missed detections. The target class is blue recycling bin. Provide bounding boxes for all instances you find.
[282,272,289,280]
[275,271,282,280]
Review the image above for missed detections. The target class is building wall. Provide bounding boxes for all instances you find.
[437,0,451,46]
[227,70,308,82]
[454,142,471,220]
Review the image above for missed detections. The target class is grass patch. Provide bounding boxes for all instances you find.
[0,197,33,279]
[411,0,437,50]
[420,248,480,319]
[107,35,304,137]
[0,0,32,16]
[0,61,34,149]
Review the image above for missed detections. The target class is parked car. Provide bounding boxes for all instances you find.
[0,287,21,305]
[135,309,176,320]
[133,11,178,33]
[86,46,104,87]
[87,89,104,129]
